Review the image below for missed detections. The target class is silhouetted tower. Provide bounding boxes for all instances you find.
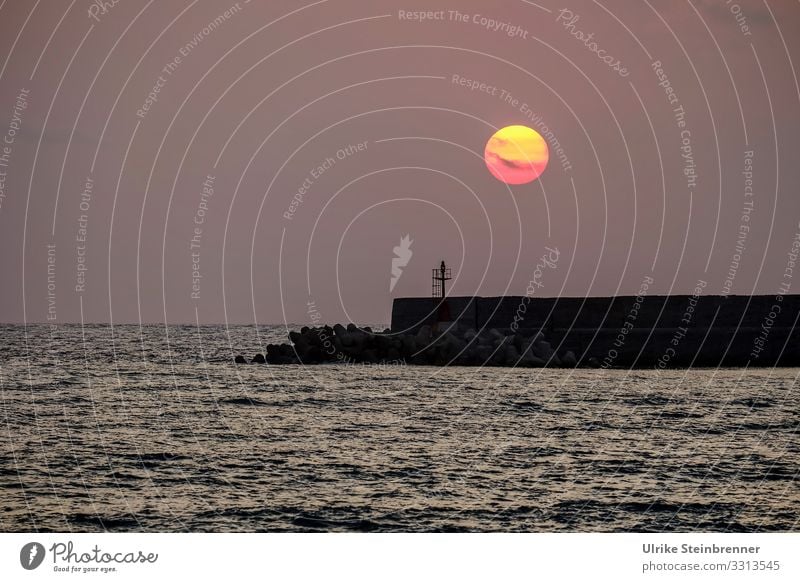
[432,260,452,300]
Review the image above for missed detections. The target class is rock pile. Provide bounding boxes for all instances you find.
[236,323,582,367]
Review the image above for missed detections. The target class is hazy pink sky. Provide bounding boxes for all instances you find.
[1,0,799,324]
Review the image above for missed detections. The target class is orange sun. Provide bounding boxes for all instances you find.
[484,125,549,185]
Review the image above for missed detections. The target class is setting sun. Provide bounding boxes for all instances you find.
[484,125,549,185]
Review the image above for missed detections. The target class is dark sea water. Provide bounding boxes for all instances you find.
[1,324,798,532]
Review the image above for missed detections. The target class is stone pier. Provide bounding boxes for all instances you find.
[391,295,800,367]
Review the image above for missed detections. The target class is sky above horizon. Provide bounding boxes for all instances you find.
[1,0,799,324]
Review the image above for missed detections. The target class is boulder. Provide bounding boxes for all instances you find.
[242,322,566,367]
[293,342,312,362]
[437,333,464,361]
[401,334,417,354]
[488,328,504,341]
[475,345,493,363]
[301,346,323,364]
[489,347,506,366]
[351,331,367,349]
[265,344,278,358]
[492,336,507,349]
[520,354,546,367]
[504,345,521,365]
[415,326,432,347]
[375,334,391,351]
[533,340,555,360]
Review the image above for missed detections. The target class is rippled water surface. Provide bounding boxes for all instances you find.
[1,325,798,532]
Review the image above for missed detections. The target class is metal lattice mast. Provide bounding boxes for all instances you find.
[432,260,452,300]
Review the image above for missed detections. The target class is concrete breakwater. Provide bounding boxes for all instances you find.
[235,322,576,367]
[234,294,800,368]
[391,294,800,368]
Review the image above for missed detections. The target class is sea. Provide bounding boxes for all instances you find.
[1,324,798,532]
